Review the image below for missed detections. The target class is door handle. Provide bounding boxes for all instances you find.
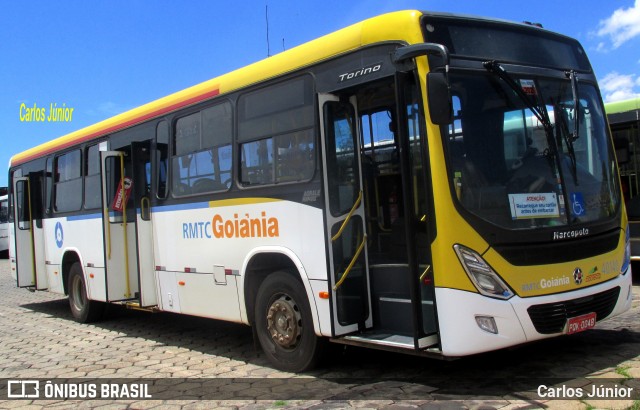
[141,197,150,221]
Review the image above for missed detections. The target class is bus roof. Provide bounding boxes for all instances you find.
[605,97,640,115]
[605,97,640,125]
[10,10,425,168]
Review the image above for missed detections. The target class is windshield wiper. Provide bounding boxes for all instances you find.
[483,60,556,158]
[554,101,579,185]
[566,70,580,143]
[563,70,580,185]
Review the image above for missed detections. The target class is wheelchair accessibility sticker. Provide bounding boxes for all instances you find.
[571,192,586,217]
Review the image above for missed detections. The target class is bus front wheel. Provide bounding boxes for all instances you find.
[254,271,322,372]
[68,262,104,323]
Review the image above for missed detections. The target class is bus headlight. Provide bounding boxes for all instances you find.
[454,244,514,300]
[622,225,631,275]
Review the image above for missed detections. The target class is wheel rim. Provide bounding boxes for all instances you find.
[70,274,86,312]
[266,294,302,349]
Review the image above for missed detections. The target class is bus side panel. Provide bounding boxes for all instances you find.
[44,215,106,299]
[42,217,64,295]
[152,203,242,322]
[175,272,240,321]
[151,199,327,326]
[85,267,106,302]
[74,215,106,300]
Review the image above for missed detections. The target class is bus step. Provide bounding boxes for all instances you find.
[122,301,159,313]
[334,332,440,351]
[342,333,414,349]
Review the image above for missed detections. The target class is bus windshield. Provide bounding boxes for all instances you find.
[445,73,620,230]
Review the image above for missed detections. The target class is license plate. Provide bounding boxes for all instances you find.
[565,312,597,334]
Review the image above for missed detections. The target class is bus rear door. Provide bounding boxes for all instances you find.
[100,151,140,302]
[12,173,47,289]
[130,141,157,307]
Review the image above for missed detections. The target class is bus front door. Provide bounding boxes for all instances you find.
[100,151,140,302]
[319,94,373,335]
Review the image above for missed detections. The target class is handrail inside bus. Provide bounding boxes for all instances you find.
[331,190,363,242]
[420,265,432,282]
[333,234,367,291]
[103,152,132,298]
[104,204,111,260]
[119,155,132,299]
[25,178,36,285]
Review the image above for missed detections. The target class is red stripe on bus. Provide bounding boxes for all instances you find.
[12,88,220,166]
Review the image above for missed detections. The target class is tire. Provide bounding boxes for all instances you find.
[68,262,105,323]
[254,271,323,372]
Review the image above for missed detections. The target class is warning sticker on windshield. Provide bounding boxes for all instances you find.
[509,193,559,220]
[519,79,537,96]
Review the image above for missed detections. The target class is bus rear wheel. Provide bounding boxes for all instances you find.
[68,262,104,323]
[254,271,322,372]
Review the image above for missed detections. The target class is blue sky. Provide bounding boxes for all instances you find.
[2,0,639,188]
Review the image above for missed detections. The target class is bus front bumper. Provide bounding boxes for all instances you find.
[435,269,633,357]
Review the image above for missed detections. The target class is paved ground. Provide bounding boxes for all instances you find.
[0,259,639,409]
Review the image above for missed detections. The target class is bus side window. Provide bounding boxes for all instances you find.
[171,102,232,196]
[9,169,22,224]
[324,101,360,215]
[238,76,315,187]
[15,180,30,230]
[84,144,101,209]
[54,150,83,212]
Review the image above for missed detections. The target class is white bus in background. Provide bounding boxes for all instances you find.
[0,192,8,258]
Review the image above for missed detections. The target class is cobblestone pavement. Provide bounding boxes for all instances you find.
[0,259,639,409]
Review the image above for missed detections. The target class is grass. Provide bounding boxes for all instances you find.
[615,365,633,379]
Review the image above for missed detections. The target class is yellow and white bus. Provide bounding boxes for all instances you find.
[9,10,632,372]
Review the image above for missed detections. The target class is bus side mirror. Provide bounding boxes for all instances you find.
[392,43,452,125]
[427,72,453,125]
